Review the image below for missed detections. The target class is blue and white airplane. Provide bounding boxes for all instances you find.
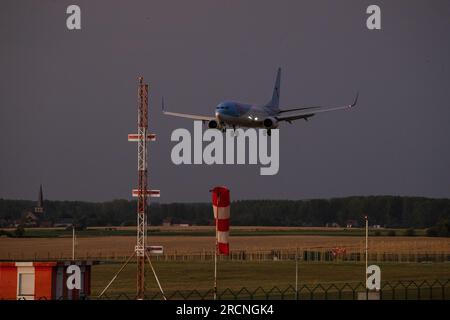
[163,68,358,136]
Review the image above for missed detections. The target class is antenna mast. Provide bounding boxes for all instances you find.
[128,77,159,299]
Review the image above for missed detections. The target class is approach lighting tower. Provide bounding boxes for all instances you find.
[99,77,163,300]
[128,77,159,299]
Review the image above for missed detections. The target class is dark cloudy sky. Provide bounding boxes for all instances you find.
[1,0,449,202]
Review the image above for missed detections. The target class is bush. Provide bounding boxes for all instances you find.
[121,220,136,227]
[0,229,9,237]
[14,225,25,237]
[426,228,438,237]
[426,219,450,237]
[387,230,396,237]
[403,228,415,236]
[374,230,381,236]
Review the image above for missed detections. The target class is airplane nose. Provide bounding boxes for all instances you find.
[215,111,221,119]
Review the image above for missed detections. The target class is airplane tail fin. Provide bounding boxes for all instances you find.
[265,67,281,111]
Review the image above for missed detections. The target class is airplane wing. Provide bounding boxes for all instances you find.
[276,92,358,122]
[162,97,215,121]
[163,111,215,121]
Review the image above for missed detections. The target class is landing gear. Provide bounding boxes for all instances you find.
[267,129,271,136]
[220,122,226,133]
[230,125,238,137]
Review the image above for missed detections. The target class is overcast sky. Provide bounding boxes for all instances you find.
[1,0,449,203]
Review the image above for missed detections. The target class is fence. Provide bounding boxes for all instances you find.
[29,280,450,300]
[4,249,450,263]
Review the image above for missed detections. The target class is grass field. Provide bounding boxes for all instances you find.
[91,261,450,296]
[1,234,449,260]
[1,226,449,260]
[0,226,431,238]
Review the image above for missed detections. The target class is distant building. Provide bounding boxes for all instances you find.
[34,184,44,214]
[162,217,173,227]
[162,217,191,227]
[326,222,341,228]
[174,223,190,227]
[21,212,40,227]
[53,218,74,228]
[21,185,52,227]
[346,220,359,228]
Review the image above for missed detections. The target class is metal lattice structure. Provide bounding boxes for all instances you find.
[128,77,159,299]
[99,77,163,300]
[136,77,148,299]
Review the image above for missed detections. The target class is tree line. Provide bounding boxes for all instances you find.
[0,196,449,234]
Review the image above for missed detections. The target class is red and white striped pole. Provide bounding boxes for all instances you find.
[212,187,230,255]
[211,186,230,300]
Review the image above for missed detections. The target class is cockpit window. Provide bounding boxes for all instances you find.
[217,103,232,111]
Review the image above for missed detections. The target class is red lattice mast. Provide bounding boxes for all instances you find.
[128,77,159,299]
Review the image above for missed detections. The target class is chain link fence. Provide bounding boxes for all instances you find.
[5,249,450,263]
[28,279,450,300]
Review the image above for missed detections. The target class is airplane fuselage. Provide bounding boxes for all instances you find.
[214,101,278,129]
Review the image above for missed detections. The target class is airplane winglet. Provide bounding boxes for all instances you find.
[162,96,165,111]
[350,91,359,108]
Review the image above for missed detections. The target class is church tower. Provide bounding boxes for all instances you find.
[34,184,45,215]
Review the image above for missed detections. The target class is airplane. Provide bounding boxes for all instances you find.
[162,68,358,136]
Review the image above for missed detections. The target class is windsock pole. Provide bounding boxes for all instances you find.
[365,215,369,285]
[72,226,75,260]
[214,201,218,300]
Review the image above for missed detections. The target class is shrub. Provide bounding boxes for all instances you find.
[374,230,381,236]
[0,229,9,237]
[387,230,396,237]
[14,225,25,237]
[403,228,415,236]
[121,220,136,227]
[426,219,450,237]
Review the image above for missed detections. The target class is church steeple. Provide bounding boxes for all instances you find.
[35,184,44,214]
[38,184,43,207]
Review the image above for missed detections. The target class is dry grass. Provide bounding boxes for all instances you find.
[0,234,449,260]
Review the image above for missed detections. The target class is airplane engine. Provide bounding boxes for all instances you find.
[263,117,279,129]
[208,119,219,129]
